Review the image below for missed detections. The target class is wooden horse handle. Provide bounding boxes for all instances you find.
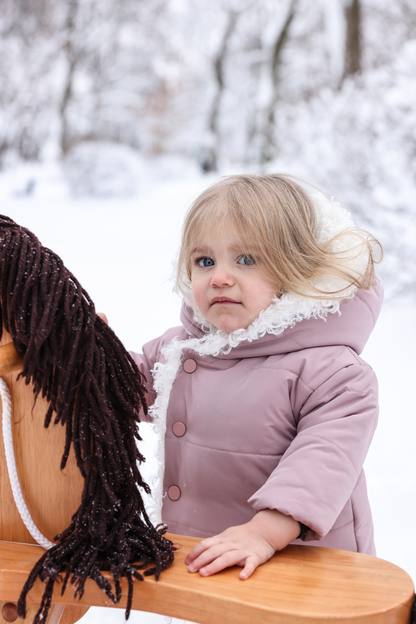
[0,537,414,624]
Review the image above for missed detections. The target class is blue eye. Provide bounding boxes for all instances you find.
[197,257,214,268]
[237,255,255,266]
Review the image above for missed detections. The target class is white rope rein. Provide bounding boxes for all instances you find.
[0,377,54,550]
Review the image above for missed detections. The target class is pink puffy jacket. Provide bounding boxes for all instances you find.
[131,282,383,555]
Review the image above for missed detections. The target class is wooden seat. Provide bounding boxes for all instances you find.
[0,339,414,624]
[0,535,414,624]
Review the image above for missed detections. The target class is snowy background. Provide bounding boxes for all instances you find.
[0,0,415,621]
[0,164,414,624]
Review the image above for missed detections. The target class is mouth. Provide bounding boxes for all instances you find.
[210,297,240,306]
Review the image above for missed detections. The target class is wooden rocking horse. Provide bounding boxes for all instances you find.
[0,216,413,624]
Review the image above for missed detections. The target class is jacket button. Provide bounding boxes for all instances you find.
[168,485,181,501]
[183,358,197,373]
[172,421,186,437]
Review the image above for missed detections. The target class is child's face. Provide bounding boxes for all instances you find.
[190,232,276,332]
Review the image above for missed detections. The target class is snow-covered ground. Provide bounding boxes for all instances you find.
[0,163,415,624]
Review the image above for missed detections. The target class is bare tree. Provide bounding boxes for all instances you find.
[0,0,59,163]
[261,0,299,164]
[342,0,361,81]
[203,9,239,172]
[59,0,79,155]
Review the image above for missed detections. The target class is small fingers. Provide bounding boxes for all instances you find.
[239,555,259,580]
[187,542,232,572]
[188,543,261,577]
[184,525,270,579]
[198,550,250,577]
[97,312,108,325]
[185,537,219,565]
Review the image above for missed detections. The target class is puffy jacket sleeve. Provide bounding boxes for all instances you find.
[130,326,184,423]
[130,348,156,423]
[248,358,379,540]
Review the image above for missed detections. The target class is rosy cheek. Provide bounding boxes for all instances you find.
[191,282,204,309]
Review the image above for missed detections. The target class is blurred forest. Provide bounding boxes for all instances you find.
[0,0,415,295]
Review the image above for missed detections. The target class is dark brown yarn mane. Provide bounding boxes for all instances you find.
[0,215,175,622]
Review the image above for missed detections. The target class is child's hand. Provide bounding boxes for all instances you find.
[184,509,300,580]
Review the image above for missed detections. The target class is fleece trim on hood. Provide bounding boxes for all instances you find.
[180,283,383,359]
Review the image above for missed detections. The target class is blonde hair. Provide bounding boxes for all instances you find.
[177,174,382,301]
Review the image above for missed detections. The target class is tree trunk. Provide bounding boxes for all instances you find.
[204,10,238,172]
[59,0,79,155]
[342,0,361,80]
[261,0,298,164]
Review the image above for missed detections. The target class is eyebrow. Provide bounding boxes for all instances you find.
[190,247,212,256]
[191,245,259,255]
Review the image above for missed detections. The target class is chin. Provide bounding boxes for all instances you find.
[215,319,249,333]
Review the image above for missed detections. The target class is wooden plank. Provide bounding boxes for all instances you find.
[0,537,413,624]
[0,600,88,624]
[0,339,84,545]
[0,336,88,624]
[0,343,23,376]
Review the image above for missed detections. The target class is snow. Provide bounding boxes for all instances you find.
[0,164,414,624]
[363,300,416,576]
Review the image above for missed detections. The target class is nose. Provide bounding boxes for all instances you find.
[210,265,234,288]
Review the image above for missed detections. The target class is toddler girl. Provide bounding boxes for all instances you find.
[131,173,382,581]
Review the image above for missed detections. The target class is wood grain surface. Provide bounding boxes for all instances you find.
[0,336,84,546]
[0,536,414,624]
